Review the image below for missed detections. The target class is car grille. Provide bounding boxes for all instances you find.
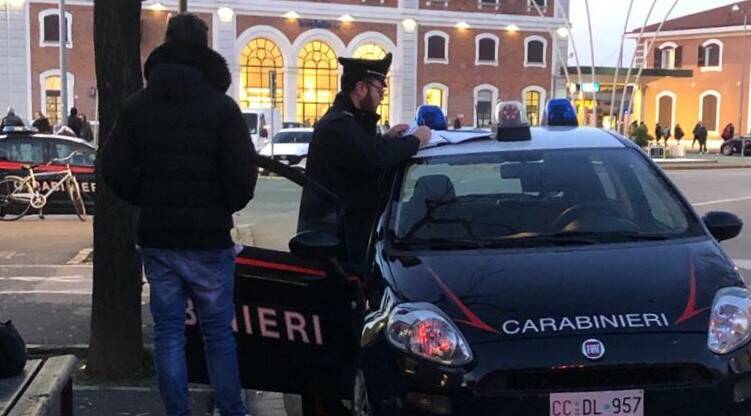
[476,364,715,395]
[273,155,303,165]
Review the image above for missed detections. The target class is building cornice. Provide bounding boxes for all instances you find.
[29,0,567,31]
[626,25,749,40]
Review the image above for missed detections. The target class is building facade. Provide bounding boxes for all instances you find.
[628,0,751,138]
[0,0,569,130]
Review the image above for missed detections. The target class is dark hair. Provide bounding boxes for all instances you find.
[165,13,209,46]
[70,107,78,116]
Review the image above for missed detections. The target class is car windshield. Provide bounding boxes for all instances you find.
[391,148,704,249]
[273,131,312,144]
[242,113,258,134]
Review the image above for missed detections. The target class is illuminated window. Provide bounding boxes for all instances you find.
[353,43,390,124]
[525,90,541,126]
[424,83,448,114]
[240,38,284,119]
[44,76,62,125]
[297,40,338,125]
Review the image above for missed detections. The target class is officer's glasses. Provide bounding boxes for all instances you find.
[366,82,387,98]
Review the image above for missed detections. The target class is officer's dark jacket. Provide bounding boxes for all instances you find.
[302,92,419,261]
[99,41,258,250]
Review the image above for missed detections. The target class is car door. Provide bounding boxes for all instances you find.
[185,157,360,397]
[42,139,96,214]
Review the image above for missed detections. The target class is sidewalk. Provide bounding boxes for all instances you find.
[652,141,751,170]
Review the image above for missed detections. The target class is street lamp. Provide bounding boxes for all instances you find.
[733,3,749,158]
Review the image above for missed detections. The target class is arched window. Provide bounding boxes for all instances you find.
[699,91,720,132]
[522,86,546,126]
[353,43,391,124]
[524,36,547,67]
[655,42,682,69]
[699,39,723,70]
[425,31,449,64]
[475,89,494,127]
[423,83,448,114]
[656,91,676,129]
[240,38,284,118]
[297,40,338,125]
[39,70,75,125]
[39,9,72,48]
[476,34,499,65]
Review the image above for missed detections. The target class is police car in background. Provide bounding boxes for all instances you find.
[0,127,96,214]
[186,102,749,416]
[258,127,312,173]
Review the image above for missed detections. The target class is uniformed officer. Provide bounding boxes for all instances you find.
[300,52,430,264]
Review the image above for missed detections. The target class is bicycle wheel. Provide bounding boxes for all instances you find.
[0,176,32,221]
[67,178,87,221]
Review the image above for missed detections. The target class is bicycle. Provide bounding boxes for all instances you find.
[0,151,87,221]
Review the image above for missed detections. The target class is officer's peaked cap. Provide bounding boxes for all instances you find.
[339,53,392,88]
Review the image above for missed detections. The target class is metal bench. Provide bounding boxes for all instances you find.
[0,355,77,416]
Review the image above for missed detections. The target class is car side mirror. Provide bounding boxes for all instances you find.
[289,230,342,260]
[703,211,743,242]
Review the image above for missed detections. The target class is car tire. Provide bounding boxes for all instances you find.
[352,369,373,416]
[722,143,734,156]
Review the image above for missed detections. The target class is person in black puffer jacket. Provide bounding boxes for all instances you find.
[99,13,255,416]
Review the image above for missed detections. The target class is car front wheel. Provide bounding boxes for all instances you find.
[722,143,735,156]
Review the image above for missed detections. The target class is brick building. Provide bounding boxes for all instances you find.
[0,0,569,131]
[627,1,751,138]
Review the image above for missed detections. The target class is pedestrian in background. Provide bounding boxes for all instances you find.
[661,125,671,143]
[99,13,256,416]
[654,122,663,144]
[453,116,462,130]
[674,124,684,142]
[32,112,52,134]
[696,122,709,154]
[79,114,94,143]
[67,107,82,137]
[692,121,702,148]
[0,108,24,131]
[628,120,638,138]
[721,123,735,141]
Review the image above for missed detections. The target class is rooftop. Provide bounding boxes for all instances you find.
[630,1,751,33]
[416,127,626,158]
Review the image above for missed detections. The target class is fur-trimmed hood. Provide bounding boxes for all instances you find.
[144,42,232,98]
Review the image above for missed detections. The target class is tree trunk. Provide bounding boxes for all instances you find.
[88,0,144,377]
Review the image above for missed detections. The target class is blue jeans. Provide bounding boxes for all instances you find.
[141,247,248,416]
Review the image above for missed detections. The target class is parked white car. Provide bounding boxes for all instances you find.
[259,128,313,172]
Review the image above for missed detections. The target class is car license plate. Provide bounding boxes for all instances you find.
[550,389,643,416]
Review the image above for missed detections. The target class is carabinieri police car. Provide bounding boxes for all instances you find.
[186,101,749,416]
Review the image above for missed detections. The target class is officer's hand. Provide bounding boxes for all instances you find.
[413,126,431,147]
[384,123,410,139]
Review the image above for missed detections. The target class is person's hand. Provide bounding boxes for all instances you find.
[412,126,431,147]
[384,123,410,139]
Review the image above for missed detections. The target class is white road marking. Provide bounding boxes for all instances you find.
[0,290,91,295]
[735,259,751,270]
[693,196,751,207]
[0,251,16,259]
[66,248,93,265]
[0,275,84,282]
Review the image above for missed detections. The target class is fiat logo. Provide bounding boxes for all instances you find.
[581,339,605,360]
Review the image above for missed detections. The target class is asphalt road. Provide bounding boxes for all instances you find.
[0,171,750,415]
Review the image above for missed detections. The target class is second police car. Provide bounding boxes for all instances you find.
[186,101,749,416]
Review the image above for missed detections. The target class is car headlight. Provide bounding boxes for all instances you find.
[386,302,473,366]
[708,287,751,354]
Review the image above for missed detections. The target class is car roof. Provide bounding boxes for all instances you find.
[416,127,627,158]
[277,128,313,133]
[0,133,96,148]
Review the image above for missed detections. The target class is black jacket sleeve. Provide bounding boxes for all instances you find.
[98,106,140,204]
[218,99,258,213]
[321,117,420,175]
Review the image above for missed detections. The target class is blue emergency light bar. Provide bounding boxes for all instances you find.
[416,105,448,131]
[545,98,578,127]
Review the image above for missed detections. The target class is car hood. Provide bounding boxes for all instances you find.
[384,238,742,343]
[259,143,308,157]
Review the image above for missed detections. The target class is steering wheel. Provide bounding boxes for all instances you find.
[551,201,630,233]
